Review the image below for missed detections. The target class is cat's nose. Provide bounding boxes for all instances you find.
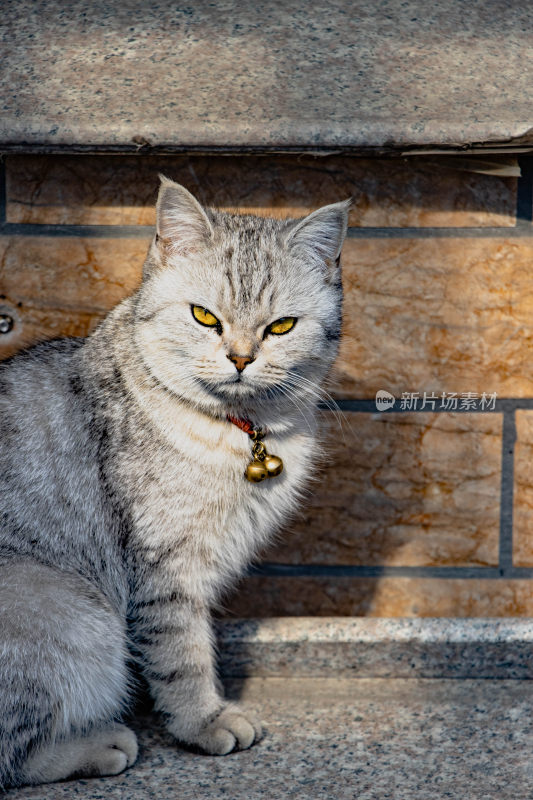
[227,353,255,373]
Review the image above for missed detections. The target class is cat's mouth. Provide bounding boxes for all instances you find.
[196,375,256,398]
[195,374,279,403]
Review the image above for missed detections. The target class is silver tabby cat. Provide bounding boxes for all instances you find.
[0,177,349,788]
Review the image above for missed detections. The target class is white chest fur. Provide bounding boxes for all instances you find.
[120,381,317,600]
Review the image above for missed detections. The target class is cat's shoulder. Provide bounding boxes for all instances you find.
[0,337,85,374]
[0,337,86,410]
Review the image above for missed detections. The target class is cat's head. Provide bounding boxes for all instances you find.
[135,176,349,421]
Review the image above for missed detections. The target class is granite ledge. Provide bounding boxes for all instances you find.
[2,0,533,153]
[216,617,533,679]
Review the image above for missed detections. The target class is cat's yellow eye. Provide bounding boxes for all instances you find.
[191,305,221,330]
[266,317,297,336]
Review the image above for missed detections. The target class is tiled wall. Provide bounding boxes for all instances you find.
[1,153,532,617]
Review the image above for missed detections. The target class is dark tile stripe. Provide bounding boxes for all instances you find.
[249,563,533,579]
[0,160,6,225]
[516,156,533,225]
[322,398,533,413]
[499,410,517,575]
[3,222,533,239]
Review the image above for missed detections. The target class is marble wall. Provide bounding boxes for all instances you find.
[6,154,516,227]
[1,153,531,617]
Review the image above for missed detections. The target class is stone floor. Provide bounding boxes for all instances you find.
[7,676,533,800]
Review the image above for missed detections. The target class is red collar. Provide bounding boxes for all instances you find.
[227,414,262,438]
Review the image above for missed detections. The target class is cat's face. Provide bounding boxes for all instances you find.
[135,178,349,420]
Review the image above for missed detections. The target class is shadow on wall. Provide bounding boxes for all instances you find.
[6,153,518,227]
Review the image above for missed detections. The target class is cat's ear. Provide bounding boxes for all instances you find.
[284,199,351,276]
[156,175,213,256]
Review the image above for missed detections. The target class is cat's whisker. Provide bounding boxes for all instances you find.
[269,383,317,437]
[282,373,349,445]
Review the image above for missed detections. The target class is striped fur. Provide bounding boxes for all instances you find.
[0,179,349,788]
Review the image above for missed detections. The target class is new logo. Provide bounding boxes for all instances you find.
[375,390,395,411]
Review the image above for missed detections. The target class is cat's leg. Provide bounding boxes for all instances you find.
[134,591,261,755]
[0,559,136,789]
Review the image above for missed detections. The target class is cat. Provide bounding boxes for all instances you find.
[0,175,349,788]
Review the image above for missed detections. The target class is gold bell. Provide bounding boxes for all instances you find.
[246,460,269,483]
[264,454,283,477]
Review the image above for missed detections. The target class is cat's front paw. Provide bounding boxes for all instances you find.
[194,703,263,755]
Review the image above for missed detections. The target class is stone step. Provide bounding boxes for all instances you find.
[216,617,533,678]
